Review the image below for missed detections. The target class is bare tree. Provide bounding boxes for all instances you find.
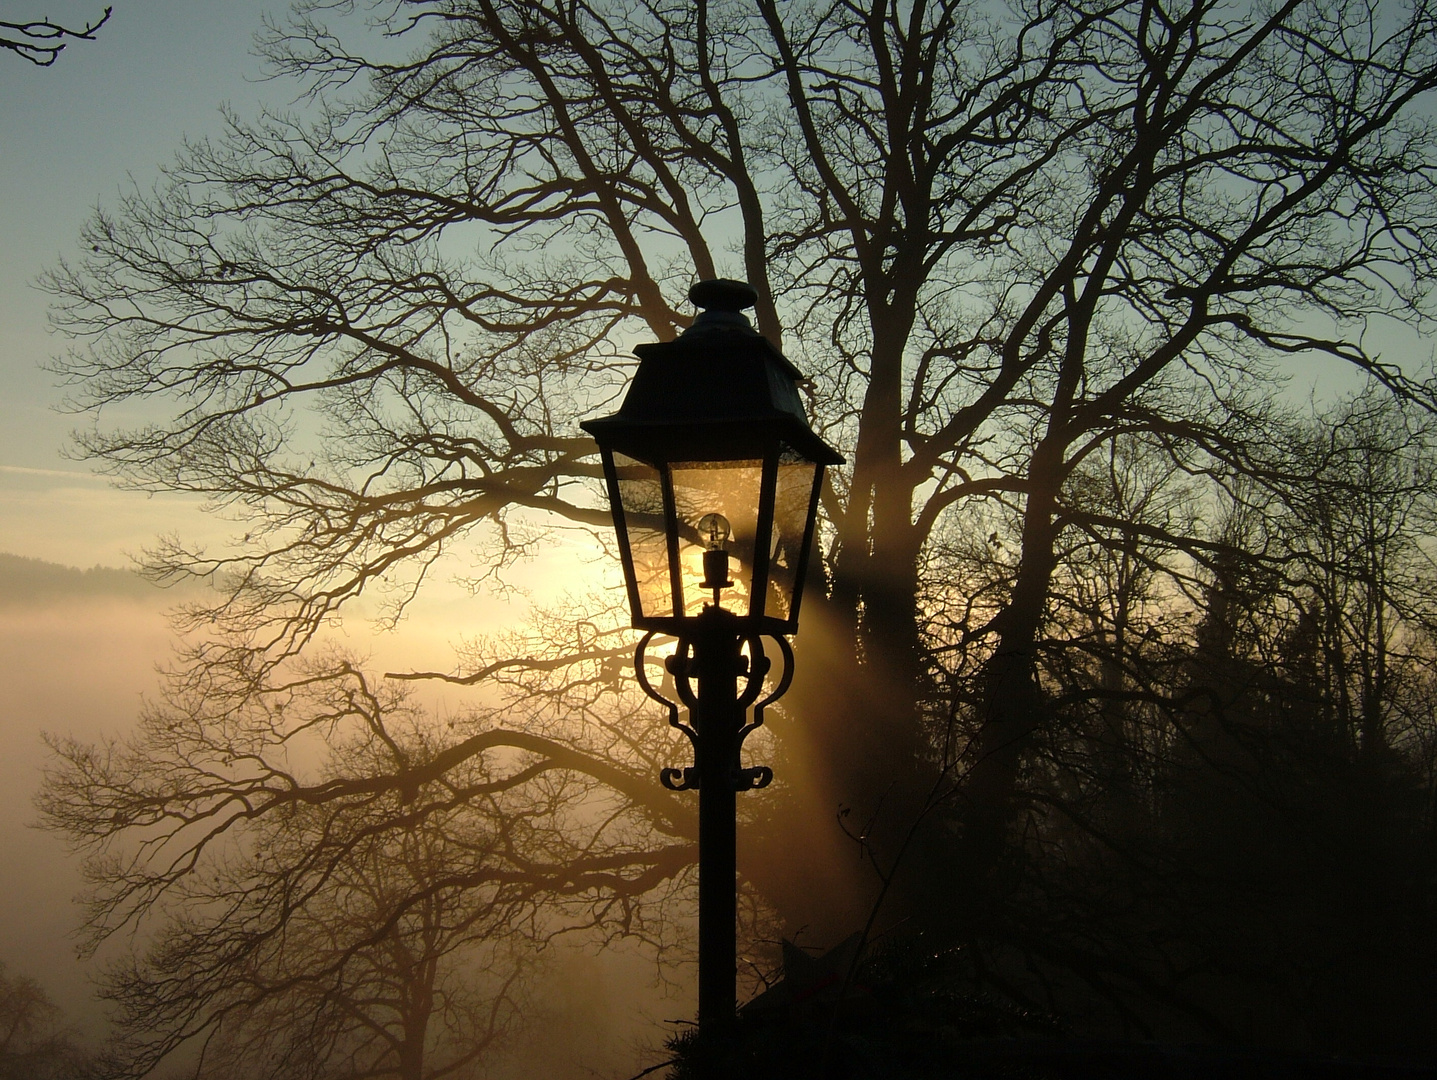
[104,824,528,1080]
[1,7,109,66]
[1283,393,1437,765]
[40,653,695,1079]
[0,962,88,1080]
[39,0,1437,1055]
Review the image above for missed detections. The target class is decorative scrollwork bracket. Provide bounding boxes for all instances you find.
[635,632,699,790]
[732,633,793,791]
[635,628,794,792]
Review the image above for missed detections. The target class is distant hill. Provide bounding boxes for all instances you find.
[0,553,165,605]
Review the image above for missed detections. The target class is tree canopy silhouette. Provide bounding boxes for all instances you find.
[40,0,1437,1068]
[41,651,692,1079]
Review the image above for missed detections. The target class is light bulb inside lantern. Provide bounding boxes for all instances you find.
[696,512,733,597]
[697,512,731,551]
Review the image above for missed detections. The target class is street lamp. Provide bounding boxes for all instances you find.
[581,279,843,1036]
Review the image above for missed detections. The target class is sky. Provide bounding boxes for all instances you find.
[2,0,1415,572]
[0,4,657,1056]
[0,0,607,595]
[0,0,276,566]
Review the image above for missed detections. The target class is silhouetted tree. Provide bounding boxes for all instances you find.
[39,0,1437,1062]
[0,962,89,1080]
[932,392,1437,1050]
[39,653,693,1079]
[107,815,527,1080]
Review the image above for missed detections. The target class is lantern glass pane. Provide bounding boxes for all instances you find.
[670,459,763,618]
[766,448,820,622]
[614,452,674,620]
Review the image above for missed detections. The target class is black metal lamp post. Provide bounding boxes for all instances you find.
[582,279,843,1036]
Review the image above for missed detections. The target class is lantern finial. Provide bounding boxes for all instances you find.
[688,279,758,313]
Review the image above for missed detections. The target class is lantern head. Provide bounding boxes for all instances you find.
[582,279,843,635]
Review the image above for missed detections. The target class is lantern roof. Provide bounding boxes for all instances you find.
[581,280,844,466]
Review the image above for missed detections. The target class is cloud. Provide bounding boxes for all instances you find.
[0,465,108,480]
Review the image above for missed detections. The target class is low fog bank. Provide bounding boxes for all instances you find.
[0,553,170,606]
[0,553,683,1078]
[0,554,177,1041]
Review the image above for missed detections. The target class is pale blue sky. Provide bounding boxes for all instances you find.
[1,0,284,566]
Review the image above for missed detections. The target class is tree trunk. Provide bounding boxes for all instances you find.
[947,449,1064,926]
[399,956,436,1080]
